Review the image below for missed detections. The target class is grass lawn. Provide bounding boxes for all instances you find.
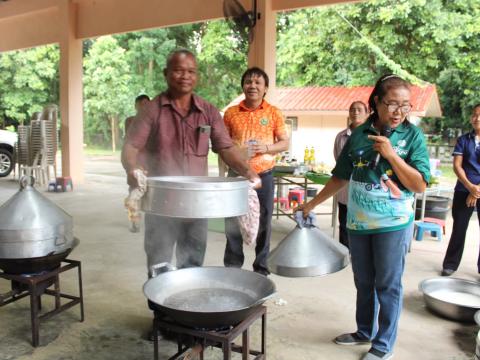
[81,146,219,162]
[83,145,121,156]
[437,164,456,185]
[208,151,219,166]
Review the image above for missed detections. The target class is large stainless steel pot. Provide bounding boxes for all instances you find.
[142,176,249,218]
[0,176,76,273]
[143,264,276,328]
[419,277,480,322]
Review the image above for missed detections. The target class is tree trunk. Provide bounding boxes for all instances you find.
[148,60,154,77]
[113,115,120,150]
[110,116,116,152]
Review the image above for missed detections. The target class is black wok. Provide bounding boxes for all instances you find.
[143,264,276,328]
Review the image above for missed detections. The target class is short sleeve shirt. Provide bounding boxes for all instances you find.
[452,132,480,192]
[333,127,352,205]
[125,93,233,176]
[333,118,431,234]
[223,99,287,174]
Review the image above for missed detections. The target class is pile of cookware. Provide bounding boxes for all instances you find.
[141,176,276,328]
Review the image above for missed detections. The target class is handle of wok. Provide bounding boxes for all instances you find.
[149,262,176,278]
[251,292,277,308]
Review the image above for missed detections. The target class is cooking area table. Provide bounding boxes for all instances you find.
[273,171,337,237]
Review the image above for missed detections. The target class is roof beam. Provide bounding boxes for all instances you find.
[0,7,59,52]
[77,0,226,39]
[0,0,58,20]
[0,0,364,52]
[272,0,360,12]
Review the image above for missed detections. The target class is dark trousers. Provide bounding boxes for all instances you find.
[442,191,480,272]
[338,202,349,248]
[144,214,207,271]
[224,171,274,273]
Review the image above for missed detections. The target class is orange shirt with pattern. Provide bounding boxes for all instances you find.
[223,99,287,174]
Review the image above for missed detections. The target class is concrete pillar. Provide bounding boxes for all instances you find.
[59,1,84,183]
[248,0,277,98]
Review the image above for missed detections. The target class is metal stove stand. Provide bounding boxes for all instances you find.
[153,305,266,360]
[0,259,84,346]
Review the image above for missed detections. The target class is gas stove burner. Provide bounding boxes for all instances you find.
[194,325,231,332]
[152,305,267,360]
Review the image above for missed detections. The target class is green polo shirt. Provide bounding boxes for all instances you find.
[332,118,431,235]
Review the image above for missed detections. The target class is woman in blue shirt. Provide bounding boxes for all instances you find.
[442,104,480,276]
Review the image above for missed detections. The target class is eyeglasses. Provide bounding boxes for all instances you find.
[382,101,412,114]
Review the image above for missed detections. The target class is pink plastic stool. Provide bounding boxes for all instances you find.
[423,217,446,235]
[288,189,305,207]
[274,197,290,210]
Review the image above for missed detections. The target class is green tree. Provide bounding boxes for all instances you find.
[0,45,59,127]
[276,0,480,130]
[115,28,176,98]
[196,20,247,109]
[83,36,132,151]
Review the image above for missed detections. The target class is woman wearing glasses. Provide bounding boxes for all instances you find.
[299,74,431,360]
[442,104,480,277]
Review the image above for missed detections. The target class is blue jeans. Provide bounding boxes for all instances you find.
[349,226,411,353]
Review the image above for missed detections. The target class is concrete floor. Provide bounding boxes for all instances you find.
[0,155,478,360]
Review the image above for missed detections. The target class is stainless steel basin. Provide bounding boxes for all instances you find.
[419,277,480,322]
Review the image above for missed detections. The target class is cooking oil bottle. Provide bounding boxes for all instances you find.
[309,146,316,165]
[304,146,310,164]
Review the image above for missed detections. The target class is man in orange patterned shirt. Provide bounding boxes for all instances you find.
[223,67,289,276]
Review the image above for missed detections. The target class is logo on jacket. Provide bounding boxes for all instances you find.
[260,118,269,126]
[393,139,408,156]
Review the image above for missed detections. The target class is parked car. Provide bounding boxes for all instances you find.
[0,129,17,177]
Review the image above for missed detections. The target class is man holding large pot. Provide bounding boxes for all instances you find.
[122,49,260,273]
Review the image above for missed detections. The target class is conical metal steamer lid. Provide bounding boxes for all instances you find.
[267,223,349,278]
[0,176,74,259]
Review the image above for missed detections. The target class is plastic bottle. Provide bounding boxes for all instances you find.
[309,147,316,165]
[304,146,310,164]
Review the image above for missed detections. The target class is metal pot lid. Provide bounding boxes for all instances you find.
[267,226,349,278]
[0,176,72,234]
[146,176,249,190]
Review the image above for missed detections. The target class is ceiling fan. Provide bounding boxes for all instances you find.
[223,0,258,44]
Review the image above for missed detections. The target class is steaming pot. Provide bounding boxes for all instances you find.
[0,176,77,274]
[142,176,249,218]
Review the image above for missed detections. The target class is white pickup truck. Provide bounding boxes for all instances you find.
[0,129,17,177]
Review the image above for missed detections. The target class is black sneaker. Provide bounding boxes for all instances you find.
[334,332,371,345]
[441,268,455,276]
